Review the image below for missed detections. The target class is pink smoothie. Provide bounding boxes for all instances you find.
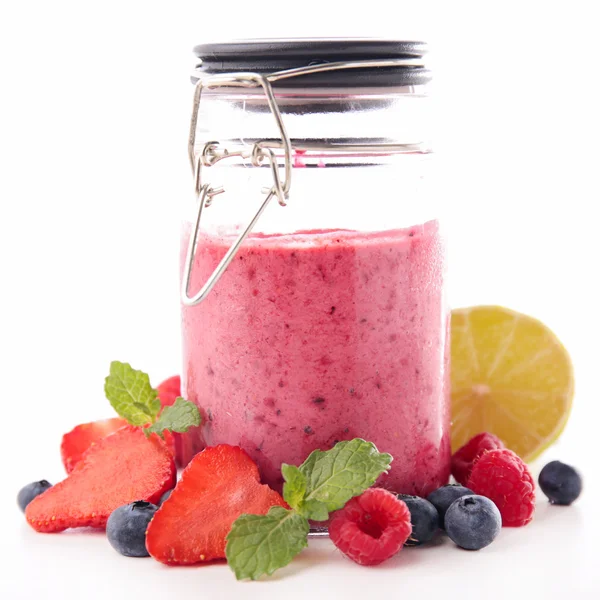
[181,222,450,495]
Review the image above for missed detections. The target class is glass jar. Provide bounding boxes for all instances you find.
[180,39,450,496]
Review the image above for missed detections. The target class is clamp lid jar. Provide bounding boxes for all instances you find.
[180,39,450,496]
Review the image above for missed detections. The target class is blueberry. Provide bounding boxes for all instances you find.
[426,484,474,528]
[106,501,158,557]
[445,495,501,550]
[158,489,173,506]
[538,460,582,505]
[397,494,439,545]
[17,480,52,512]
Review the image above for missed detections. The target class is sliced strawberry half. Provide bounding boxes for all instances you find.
[157,375,204,467]
[61,417,127,474]
[146,444,287,564]
[27,426,175,532]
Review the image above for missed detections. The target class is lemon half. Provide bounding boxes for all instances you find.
[451,306,574,461]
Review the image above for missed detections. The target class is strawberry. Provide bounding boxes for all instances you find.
[61,417,127,473]
[26,426,175,532]
[157,375,204,468]
[157,375,181,407]
[161,430,177,459]
[146,444,287,564]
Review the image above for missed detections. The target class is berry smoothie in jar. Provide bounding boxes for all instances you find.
[180,39,450,495]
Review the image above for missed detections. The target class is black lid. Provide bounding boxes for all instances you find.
[192,39,430,87]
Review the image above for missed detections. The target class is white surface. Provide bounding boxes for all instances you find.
[10,443,600,599]
[2,1,599,598]
[9,498,600,599]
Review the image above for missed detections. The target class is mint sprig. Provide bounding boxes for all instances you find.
[145,396,202,439]
[104,361,161,426]
[104,361,200,438]
[226,439,392,580]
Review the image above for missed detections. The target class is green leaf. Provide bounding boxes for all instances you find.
[282,464,307,510]
[296,498,329,522]
[282,464,329,520]
[226,507,309,581]
[299,438,392,513]
[145,397,201,438]
[104,361,161,426]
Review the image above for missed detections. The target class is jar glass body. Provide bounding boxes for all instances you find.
[181,83,450,495]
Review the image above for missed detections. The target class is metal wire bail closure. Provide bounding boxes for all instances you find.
[182,58,426,306]
[181,149,284,306]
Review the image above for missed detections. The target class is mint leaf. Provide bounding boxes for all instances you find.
[299,438,392,513]
[104,361,161,426]
[282,464,329,519]
[145,397,201,439]
[297,498,329,521]
[226,507,309,580]
[282,464,307,510]
[281,463,329,521]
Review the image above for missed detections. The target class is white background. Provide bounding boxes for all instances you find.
[1,1,598,598]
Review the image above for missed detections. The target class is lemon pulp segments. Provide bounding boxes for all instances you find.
[451,306,574,461]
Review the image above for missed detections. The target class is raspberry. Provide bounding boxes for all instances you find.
[467,449,535,527]
[451,432,504,486]
[329,488,412,566]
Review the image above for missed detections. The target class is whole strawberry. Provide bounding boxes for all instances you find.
[157,375,181,407]
[468,448,535,527]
